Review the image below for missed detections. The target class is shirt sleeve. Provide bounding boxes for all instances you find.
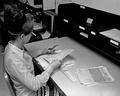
[9,54,52,91]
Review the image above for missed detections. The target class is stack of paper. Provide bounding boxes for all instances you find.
[76,66,114,86]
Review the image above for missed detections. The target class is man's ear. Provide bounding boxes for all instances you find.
[20,34,25,39]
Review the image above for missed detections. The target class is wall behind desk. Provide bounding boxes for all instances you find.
[43,0,72,13]
[73,0,120,16]
[43,0,55,10]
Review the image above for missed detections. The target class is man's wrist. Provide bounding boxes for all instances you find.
[46,65,54,75]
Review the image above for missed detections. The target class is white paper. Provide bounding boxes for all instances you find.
[64,71,77,82]
[36,49,74,70]
[37,49,74,63]
[76,66,114,86]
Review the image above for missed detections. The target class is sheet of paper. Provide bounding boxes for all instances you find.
[64,71,77,82]
[60,60,75,71]
[76,66,114,86]
[38,49,74,63]
[61,62,74,71]
[36,49,74,70]
[36,57,49,70]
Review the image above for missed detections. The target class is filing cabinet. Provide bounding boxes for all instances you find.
[56,3,120,64]
[57,3,89,37]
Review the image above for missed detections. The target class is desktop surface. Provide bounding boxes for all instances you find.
[24,37,120,96]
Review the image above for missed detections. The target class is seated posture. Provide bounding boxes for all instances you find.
[4,4,62,96]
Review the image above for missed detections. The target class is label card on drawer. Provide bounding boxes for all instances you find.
[79,25,85,30]
[80,5,85,9]
[80,32,88,38]
[91,31,96,36]
[110,39,119,46]
[63,19,68,23]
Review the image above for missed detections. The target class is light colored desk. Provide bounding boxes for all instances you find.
[25,37,120,96]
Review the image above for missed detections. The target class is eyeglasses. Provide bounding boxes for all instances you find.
[31,32,36,36]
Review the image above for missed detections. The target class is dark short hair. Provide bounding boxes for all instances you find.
[4,4,31,36]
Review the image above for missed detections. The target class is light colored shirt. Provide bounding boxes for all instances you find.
[4,42,51,96]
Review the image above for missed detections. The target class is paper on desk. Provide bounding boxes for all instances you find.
[35,49,74,70]
[60,55,75,71]
[64,71,77,82]
[37,49,74,63]
[36,57,50,70]
[76,66,114,86]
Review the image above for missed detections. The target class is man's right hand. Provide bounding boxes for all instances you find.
[51,60,62,71]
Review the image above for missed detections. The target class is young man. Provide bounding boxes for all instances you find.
[4,4,62,96]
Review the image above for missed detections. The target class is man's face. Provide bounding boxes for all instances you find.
[22,20,34,44]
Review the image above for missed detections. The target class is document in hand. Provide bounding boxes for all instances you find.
[35,49,74,70]
[76,66,114,86]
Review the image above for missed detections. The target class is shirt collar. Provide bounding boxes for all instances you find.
[8,41,24,57]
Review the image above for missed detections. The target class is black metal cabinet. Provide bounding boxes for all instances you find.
[57,3,94,38]
[56,3,120,64]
